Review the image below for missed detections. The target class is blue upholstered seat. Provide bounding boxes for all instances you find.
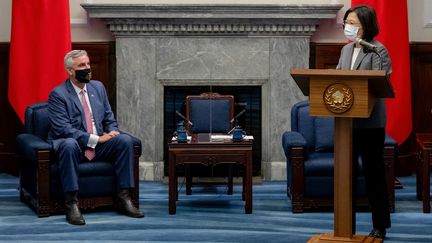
[16,102,142,216]
[282,100,396,213]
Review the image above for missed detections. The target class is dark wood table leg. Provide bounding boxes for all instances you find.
[417,144,423,200]
[242,173,245,201]
[245,150,252,214]
[227,164,233,195]
[423,148,431,213]
[175,175,179,201]
[169,151,177,215]
[186,165,192,195]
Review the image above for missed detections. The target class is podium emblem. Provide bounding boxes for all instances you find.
[323,83,354,114]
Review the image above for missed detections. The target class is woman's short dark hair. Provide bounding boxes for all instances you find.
[343,5,379,41]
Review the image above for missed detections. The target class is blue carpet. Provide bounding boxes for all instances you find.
[0,174,431,242]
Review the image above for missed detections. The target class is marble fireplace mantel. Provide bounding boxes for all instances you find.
[82,3,342,180]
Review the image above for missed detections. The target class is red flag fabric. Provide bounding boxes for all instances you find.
[8,0,71,123]
[351,0,412,145]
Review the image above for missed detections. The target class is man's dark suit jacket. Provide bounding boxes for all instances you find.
[47,79,118,152]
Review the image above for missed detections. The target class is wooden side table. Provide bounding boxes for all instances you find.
[416,133,432,213]
[168,134,253,214]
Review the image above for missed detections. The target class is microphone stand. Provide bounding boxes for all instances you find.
[175,110,193,126]
[228,109,246,134]
[362,45,382,70]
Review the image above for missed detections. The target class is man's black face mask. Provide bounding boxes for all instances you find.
[75,68,92,83]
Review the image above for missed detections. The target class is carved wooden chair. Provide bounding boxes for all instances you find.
[184,92,235,194]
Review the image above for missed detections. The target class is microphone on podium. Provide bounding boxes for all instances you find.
[355,37,384,70]
[175,110,193,126]
[355,37,379,54]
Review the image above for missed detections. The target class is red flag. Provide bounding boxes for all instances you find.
[351,0,412,144]
[8,0,71,123]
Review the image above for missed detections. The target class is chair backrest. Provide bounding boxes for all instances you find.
[291,100,334,152]
[24,102,50,140]
[186,92,234,133]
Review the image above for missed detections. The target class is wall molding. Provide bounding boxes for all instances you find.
[82,3,343,37]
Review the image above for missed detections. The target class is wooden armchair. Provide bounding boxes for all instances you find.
[184,92,235,194]
[185,92,234,134]
[16,102,141,217]
[282,100,396,213]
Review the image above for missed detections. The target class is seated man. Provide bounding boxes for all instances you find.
[48,50,144,225]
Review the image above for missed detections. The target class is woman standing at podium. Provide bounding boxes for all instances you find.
[336,5,392,240]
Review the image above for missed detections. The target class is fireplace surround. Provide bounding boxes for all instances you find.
[82,3,342,180]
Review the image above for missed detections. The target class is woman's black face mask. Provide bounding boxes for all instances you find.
[75,68,92,83]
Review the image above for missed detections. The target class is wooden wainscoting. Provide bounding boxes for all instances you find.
[402,43,432,175]
[78,43,117,110]
[309,43,343,69]
[0,42,115,175]
[0,43,21,175]
[410,43,432,134]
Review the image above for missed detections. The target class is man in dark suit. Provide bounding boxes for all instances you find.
[48,50,144,225]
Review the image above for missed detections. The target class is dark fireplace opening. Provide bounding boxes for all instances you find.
[164,86,262,177]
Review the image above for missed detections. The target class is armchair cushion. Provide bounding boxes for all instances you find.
[24,102,50,140]
[294,105,315,147]
[314,117,334,152]
[50,161,114,177]
[304,153,334,176]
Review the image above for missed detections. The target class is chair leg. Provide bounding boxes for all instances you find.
[175,176,179,201]
[416,158,423,200]
[19,173,24,202]
[36,150,51,217]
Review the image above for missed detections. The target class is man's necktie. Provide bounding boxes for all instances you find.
[80,90,96,161]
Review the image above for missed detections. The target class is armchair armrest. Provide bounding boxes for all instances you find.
[282,131,307,158]
[16,133,52,164]
[282,131,307,209]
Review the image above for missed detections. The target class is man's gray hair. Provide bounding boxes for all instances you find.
[64,50,88,68]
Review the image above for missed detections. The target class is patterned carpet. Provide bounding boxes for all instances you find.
[0,173,431,242]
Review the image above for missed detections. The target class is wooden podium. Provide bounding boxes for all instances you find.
[290,69,394,243]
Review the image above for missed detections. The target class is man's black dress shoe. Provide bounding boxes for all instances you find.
[65,203,86,225]
[369,228,386,239]
[117,189,145,218]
